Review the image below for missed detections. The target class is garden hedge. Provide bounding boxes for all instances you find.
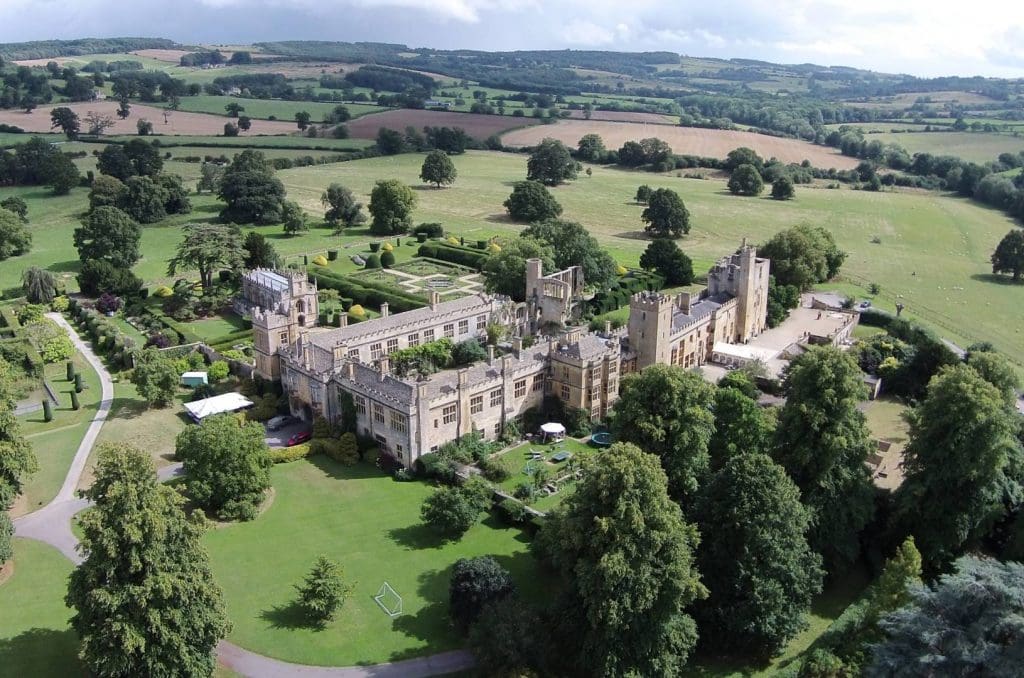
[308,267,427,313]
[416,243,489,270]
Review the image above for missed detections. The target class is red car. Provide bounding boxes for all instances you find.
[287,431,311,446]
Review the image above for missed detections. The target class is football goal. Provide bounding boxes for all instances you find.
[374,582,403,617]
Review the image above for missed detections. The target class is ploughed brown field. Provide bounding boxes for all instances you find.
[501,119,860,169]
[566,110,679,124]
[0,101,299,136]
[347,109,539,140]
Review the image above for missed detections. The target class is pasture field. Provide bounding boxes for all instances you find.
[151,95,385,121]
[98,133,371,151]
[868,131,1024,163]
[840,90,1003,110]
[346,108,540,140]
[2,150,1022,367]
[501,120,860,168]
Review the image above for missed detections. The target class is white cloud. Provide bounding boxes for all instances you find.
[562,20,616,46]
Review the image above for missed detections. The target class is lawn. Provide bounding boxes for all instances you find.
[0,539,82,677]
[869,130,1024,163]
[97,134,373,151]
[183,312,250,343]
[862,397,911,447]
[490,438,597,512]
[203,457,551,666]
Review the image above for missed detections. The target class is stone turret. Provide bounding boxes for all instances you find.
[628,290,674,369]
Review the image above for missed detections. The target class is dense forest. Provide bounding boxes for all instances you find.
[0,37,174,61]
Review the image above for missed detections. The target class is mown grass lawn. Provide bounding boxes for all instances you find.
[203,457,551,666]
[0,539,82,677]
[491,438,597,512]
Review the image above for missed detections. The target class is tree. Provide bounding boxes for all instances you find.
[242,231,280,269]
[88,174,125,210]
[482,237,555,302]
[43,152,79,195]
[117,99,131,119]
[22,266,56,304]
[0,208,32,260]
[0,356,36,521]
[168,223,245,290]
[368,179,416,236]
[772,176,796,200]
[774,347,875,573]
[295,110,311,130]
[420,150,457,188]
[217,149,287,224]
[991,228,1024,281]
[321,183,366,230]
[728,163,765,196]
[639,238,694,285]
[635,184,652,204]
[967,351,1022,408]
[1,196,29,221]
[237,115,252,132]
[503,180,562,222]
[136,118,153,135]
[175,414,271,521]
[766,274,800,327]
[223,122,239,137]
[98,140,162,180]
[156,174,191,215]
[467,599,542,677]
[130,348,178,407]
[421,482,489,539]
[449,556,515,633]
[867,537,922,625]
[74,206,141,268]
[618,140,647,167]
[196,162,224,194]
[870,557,1024,677]
[535,443,706,677]
[96,145,136,181]
[118,175,168,223]
[725,147,764,172]
[611,365,716,504]
[281,200,308,235]
[695,453,823,656]
[224,102,244,117]
[526,138,577,186]
[642,188,690,237]
[522,219,617,290]
[576,133,605,162]
[708,385,774,471]
[295,555,351,626]
[83,110,115,135]
[66,443,230,677]
[376,127,405,155]
[758,224,846,290]
[50,106,79,139]
[894,365,1022,569]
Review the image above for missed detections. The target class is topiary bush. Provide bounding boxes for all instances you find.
[381,242,393,252]
[380,251,396,268]
[154,286,173,298]
[312,254,329,266]
[269,443,312,463]
[369,242,381,253]
[364,254,381,269]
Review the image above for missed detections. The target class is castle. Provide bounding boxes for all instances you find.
[245,241,769,466]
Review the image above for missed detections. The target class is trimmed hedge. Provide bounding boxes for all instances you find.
[589,269,665,315]
[416,243,489,270]
[269,443,312,463]
[308,266,426,313]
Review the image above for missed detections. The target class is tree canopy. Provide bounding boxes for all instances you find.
[419,149,458,188]
[758,224,845,290]
[74,206,141,269]
[991,228,1024,281]
[771,176,796,200]
[708,385,774,471]
[66,443,229,677]
[727,163,765,196]
[522,219,617,290]
[21,266,56,304]
[368,179,416,235]
[535,443,706,677]
[639,238,694,286]
[217,149,287,224]
[576,133,606,162]
[503,180,563,222]
[167,223,244,290]
[641,188,691,238]
[0,207,32,260]
[320,183,366,230]
[242,231,280,270]
[130,348,178,407]
[295,555,351,626]
[526,138,577,186]
[482,236,555,302]
[449,556,515,634]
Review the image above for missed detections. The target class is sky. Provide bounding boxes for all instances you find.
[2,0,1023,78]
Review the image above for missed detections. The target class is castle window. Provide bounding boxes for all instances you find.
[514,379,527,398]
[395,443,404,457]
[354,396,366,415]
[348,348,360,361]
[387,338,399,354]
[389,411,407,433]
[532,375,544,392]
[494,423,501,437]
[443,324,454,338]
[370,343,382,360]
[561,384,570,401]
[424,328,435,342]
[458,319,469,335]
[442,404,457,425]
[408,332,420,347]
[279,332,289,344]
[476,315,487,330]
[296,300,306,313]
[373,403,385,424]
[470,395,483,414]
[489,388,502,407]
[298,315,305,326]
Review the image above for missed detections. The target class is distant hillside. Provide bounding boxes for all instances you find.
[0,37,176,61]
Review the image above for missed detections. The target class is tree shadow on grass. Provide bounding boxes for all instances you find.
[105,395,152,421]
[382,567,455,663]
[0,627,84,677]
[970,273,1022,286]
[47,259,80,274]
[260,600,318,631]
[386,523,449,551]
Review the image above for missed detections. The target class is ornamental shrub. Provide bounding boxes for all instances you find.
[312,255,328,266]
[380,251,396,268]
[364,254,381,269]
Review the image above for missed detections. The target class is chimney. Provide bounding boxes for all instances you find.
[339,314,348,327]
[380,302,389,318]
[458,368,468,388]
[487,344,495,365]
[378,356,390,381]
[548,337,558,353]
[604,320,612,335]
[429,291,439,310]
[678,292,692,315]
[512,336,523,359]
[346,362,355,379]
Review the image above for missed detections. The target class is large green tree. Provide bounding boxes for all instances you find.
[242,231,280,270]
[419,149,457,188]
[1,355,36,566]
[991,228,1024,281]
[0,207,32,260]
[966,350,1022,408]
[576,133,606,162]
[174,413,272,522]
[535,443,706,677]
[503,180,563,222]
[368,179,416,235]
[280,200,308,235]
[217,149,287,224]
[118,175,168,223]
[695,453,823,656]
[639,238,694,286]
[641,188,691,238]
[727,163,765,196]
[321,183,366,230]
[49,106,79,139]
[21,266,57,304]
[420,480,490,539]
[482,237,555,302]
[130,348,179,407]
[870,557,1024,677]
[708,385,774,471]
[88,174,125,211]
[895,364,1023,569]
[294,555,351,626]
[526,138,577,186]
[66,443,230,677]
[611,365,716,504]
[522,219,617,289]
[758,224,846,290]
[773,346,875,573]
[75,206,141,268]
[167,223,244,290]
[449,556,515,633]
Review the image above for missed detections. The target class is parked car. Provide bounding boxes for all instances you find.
[287,430,311,447]
[266,414,299,431]
[859,300,872,309]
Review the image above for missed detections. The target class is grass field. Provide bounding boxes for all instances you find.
[203,457,550,666]
[0,539,82,677]
[491,438,596,512]
[152,95,385,122]
[870,131,1024,163]
[98,134,372,151]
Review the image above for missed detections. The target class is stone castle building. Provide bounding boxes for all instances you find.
[244,241,767,466]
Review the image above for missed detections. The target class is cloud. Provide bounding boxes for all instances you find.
[562,20,616,46]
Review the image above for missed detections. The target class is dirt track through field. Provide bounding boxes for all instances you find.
[502,119,859,169]
[0,101,299,136]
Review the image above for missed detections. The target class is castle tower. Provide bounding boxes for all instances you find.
[246,269,321,380]
[735,240,769,342]
[252,307,291,380]
[628,291,674,369]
